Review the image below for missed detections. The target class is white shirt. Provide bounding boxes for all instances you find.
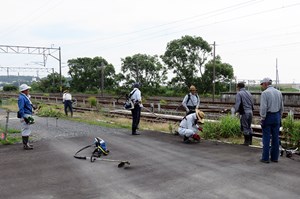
[63,93,72,101]
[130,88,142,103]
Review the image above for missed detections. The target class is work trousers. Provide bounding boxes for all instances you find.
[261,112,281,161]
[64,100,73,116]
[240,112,253,135]
[131,104,141,134]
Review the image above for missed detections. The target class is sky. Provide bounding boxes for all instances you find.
[0,0,300,84]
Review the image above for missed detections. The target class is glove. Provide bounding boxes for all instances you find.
[192,134,200,141]
[198,127,203,132]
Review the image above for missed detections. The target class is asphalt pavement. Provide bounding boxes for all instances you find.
[0,110,299,199]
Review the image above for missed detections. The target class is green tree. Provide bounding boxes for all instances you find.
[161,35,212,88]
[200,56,234,94]
[68,57,117,93]
[121,54,167,94]
[3,84,18,92]
[33,72,66,93]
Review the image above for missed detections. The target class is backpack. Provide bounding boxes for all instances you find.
[186,93,199,105]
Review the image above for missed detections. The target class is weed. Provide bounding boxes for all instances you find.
[219,115,241,138]
[87,96,97,107]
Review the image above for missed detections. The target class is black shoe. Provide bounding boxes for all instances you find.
[132,132,140,135]
[23,144,33,150]
[183,136,191,143]
[260,159,270,163]
[271,160,278,163]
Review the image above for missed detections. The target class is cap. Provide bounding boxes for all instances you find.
[260,77,272,85]
[196,109,205,124]
[189,85,197,91]
[19,84,31,92]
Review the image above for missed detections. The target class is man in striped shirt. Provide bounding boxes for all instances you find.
[259,77,284,163]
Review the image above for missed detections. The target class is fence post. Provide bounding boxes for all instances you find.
[4,111,9,141]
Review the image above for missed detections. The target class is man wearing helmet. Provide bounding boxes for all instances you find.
[178,108,204,143]
[182,85,200,115]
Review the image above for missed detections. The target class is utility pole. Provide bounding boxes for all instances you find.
[59,47,62,95]
[275,58,279,90]
[99,62,105,97]
[212,41,216,102]
[101,64,104,97]
[136,60,139,83]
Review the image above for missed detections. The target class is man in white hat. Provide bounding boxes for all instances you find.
[182,85,200,115]
[178,108,204,143]
[18,84,34,150]
[259,77,284,163]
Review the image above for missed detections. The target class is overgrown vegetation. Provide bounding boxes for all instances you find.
[282,114,300,148]
[201,115,241,139]
[36,104,64,117]
[87,96,97,107]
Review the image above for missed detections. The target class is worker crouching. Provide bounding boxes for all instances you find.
[178,108,205,143]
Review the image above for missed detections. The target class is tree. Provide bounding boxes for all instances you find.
[200,56,234,94]
[33,72,67,93]
[121,54,167,94]
[161,35,212,88]
[68,57,117,93]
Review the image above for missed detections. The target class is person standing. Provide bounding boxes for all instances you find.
[234,82,254,146]
[260,77,284,163]
[182,85,200,115]
[63,90,73,117]
[129,83,142,135]
[18,84,34,150]
[178,108,204,143]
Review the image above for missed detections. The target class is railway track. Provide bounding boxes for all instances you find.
[1,92,290,138]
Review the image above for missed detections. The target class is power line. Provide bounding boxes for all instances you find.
[79,2,300,54]
[64,0,263,46]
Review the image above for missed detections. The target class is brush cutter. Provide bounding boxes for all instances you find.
[74,137,130,168]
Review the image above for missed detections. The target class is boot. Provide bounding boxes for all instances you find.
[249,134,253,145]
[242,135,250,146]
[22,136,33,150]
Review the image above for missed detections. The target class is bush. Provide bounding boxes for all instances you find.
[3,84,18,92]
[87,96,97,107]
[219,115,241,138]
[37,106,64,117]
[201,115,240,139]
[202,121,221,139]
[282,114,300,147]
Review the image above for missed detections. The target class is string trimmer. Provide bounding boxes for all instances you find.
[74,137,130,168]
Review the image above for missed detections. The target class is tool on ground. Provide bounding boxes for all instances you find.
[74,137,130,168]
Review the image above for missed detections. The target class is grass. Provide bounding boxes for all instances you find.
[0,125,21,145]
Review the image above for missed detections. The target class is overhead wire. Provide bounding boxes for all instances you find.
[82,2,300,55]
[64,0,263,46]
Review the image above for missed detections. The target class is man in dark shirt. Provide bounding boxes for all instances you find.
[234,82,254,146]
